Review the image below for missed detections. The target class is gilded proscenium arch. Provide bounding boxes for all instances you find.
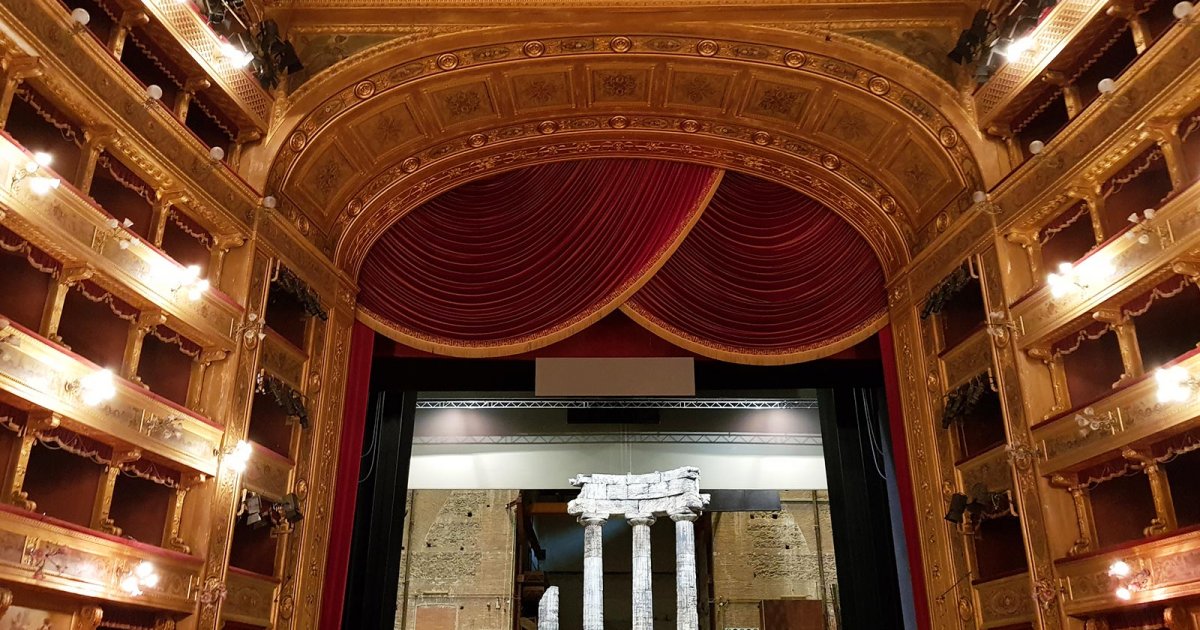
[256,25,994,275]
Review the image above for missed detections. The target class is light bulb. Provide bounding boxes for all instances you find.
[120,574,142,596]
[1115,586,1132,600]
[263,195,277,209]
[1005,35,1035,59]
[1143,209,1156,220]
[29,177,61,195]
[33,152,52,168]
[209,146,225,161]
[1108,560,1132,577]
[1175,1,1195,18]
[146,84,163,101]
[134,561,154,578]
[1097,78,1115,94]
[79,368,117,406]
[140,572,159,588]
[227,439,253,472]
[972,190,987,203]
[1029,140,1045,155]
[187,279,210,301]
[70,7,90,25]
[1138,233,1150,245]
[1156,365,1194,403]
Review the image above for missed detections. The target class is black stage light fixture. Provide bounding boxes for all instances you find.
[948,9,993,65]
[945,492,969,523]
[243,491,269,529]
[278,492,304,523]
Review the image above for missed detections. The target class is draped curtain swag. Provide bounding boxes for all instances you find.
[358,159,889,363]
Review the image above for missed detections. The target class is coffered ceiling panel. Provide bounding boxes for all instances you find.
[739,76,815,127]
[423,79,501,130]
[508,70,576,112]
[665,67,737,111]
[588,67,655,105]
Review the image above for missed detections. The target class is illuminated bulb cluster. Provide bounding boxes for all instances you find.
[1045,260,1114,299]
[1123,209,1156,245]
[218,42,255,69]
[77,369,117,406]
[1004,35,1036,59]
[14,151,61,195]
[1108,559,1150,601]
[105,216,138,250]
[119,561,159,597]
[177,265,211,301]
[225,439,253,473]
[1155,365,1197,403]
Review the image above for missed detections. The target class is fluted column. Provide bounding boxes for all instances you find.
[629,513,655,630]
[579,514,606,630]
[538,585,560,630]
[672,511,700,630]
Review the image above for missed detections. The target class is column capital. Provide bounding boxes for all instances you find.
[669,510,700,523]
[577,514,607,527]
[627,513,656,527]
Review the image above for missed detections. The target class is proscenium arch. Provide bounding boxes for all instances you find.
[255,24,1001,280]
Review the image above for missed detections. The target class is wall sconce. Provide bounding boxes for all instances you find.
[262,195,277,210]
[100,217,138,250]
[986,309,1023,344]
[119,561,160,596]
[10,151,59,195]
[65,368,117,406]
[234,312,267,347]
[1029,140,1045,155]
[70,7,90,32]
[1046,259,1115,299]
[1123,209,1160,246]
[166,264,210,301]
[144,84,163,107]
[208,146,225,163]
[1108,559,1151,600]
[1156,366,1198,403]
[1075,406,1121,436]
[221,439,253,473]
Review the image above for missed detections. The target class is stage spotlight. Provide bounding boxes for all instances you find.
[948,9,992,65]
[945,493,969,523]
[242,491,269,529]
[278,493,304,523]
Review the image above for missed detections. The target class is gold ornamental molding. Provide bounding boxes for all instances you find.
[973,0,1110,129]
[224,567,280,627]
[1058,528,1200,614]
[972,571,1035,628]
[135,0,271,130]
[0,137,242,352]
[1034,348,1200,474]
[241,442,294,500]
[256,24,994,279]
[0,505,202,612]
[896,17,1200,302]
[0,320,223,475]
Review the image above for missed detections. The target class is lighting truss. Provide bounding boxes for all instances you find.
[415,398,818,410]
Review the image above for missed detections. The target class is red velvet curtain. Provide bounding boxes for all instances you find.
[319,321,374,630]
[358,159,721,354]
[623,171,886,359]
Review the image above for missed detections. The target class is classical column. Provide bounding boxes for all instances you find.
[579,514,606,630]
[672,510,701,630]
[629,513,655,630]
[538,585,559,630]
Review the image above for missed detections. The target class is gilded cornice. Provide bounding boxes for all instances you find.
[899,18,1200,302]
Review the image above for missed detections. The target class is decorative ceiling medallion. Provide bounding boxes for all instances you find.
[523,40,546,57]
[609,36,633,53]
[868,77,891,95]
[348,198,363,217]
[468,133,488,147]
[696,40,719,57]
[783,51,807,68]
[880,195,898,215]
[680,119,701,133]
[821,153,842,170]
[401,157,420,173]
[353,81,376,99]
[935,211,950,232]
[751,131,771,146]
[538,120,559,134]
[608,115,629,129]
[288,132,307,152]
[939,126,959,148]
[436,53,460,71]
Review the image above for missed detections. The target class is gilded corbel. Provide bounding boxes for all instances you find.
[1121,447,1178,535]
[1041,70,1082,118]
[149,189,188,247]
[3,411,61,511]
[73,604,103,630]
[0,55,44,128]
[74,125,116,195]
[1066,186,1107,242]
[1141,118,1193,189]
[208,233,245,282]
[1171,260,1200,290]
[0,586,11,618]
[986,123,1024,167]
[109,11,148,60]
[121,309,166,384]
[1107,1,1151,52]
[1049,474,1094,557]
[174,76,211,122]
[1028,347,1070,418]
[186,347,228,413]
[40,263,95,343]
[1093,309,1143,384]
[163,472,205,553]
[91,447,142,535]
[1005,228,1043,279]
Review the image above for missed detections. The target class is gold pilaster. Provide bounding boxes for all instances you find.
[1049,474,1094,557]
[1007,229,1043,281]
[73,605,103,630]
[187,348,228,414]
[1093,309,1143,385]
[1121,448,1177,536]
[108,11,149,61]
[164,472,204,553]
[0,55,43,129]
[987,124,1024,167]
[229,130,262,171]
[175,77,211,122]
[1028,347,1070,419]
[1144,121,1193,190]
[3,411,60,511]
[1106,2,1150,54]
[1042,71,1081,119]
[90,447,142,535]
[39,264,95,344]
[149,190,187,248]
[122,309,166,384]
[74,126,115,195]
[209,234,246,283]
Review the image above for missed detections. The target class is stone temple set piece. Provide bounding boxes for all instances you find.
[539,466,710,630]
